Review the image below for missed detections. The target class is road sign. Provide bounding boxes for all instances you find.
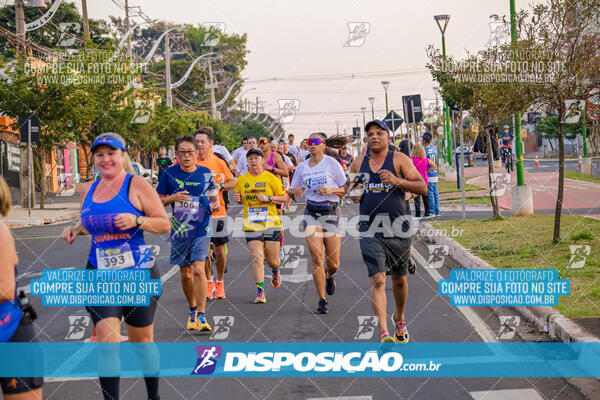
[19,114,39,143]
[436,126,444,136]
[383,110,403,132]
[402,95,423,124]
[352,126,361,138]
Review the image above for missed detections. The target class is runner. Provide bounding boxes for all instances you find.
[289,132,348,314]
[198,127,238,174]
[62,132,170,400]
[194,129,236,300]
[287,133,299,158]
[280,142,297,167]
[157,135,219,332]
[236,137,258,176]
[234,148,287,303]
[348,120,427,343]
[232,137,249,163]
[422,131,440,216]
[156,146,172,180]
[0,176,43,400]
[338,146,354,166]
[297,139,310,161]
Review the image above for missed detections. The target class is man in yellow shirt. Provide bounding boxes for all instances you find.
[234,148,287,303]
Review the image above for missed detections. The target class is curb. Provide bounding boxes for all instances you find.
[420,221,600,344]
[4,210,80,229]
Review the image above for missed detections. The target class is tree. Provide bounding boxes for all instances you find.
[518,0,600,242]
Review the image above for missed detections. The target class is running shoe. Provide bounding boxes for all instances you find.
[379,331,395,343]
[196,312,212,331]
[325,275,336,296]
[255,288,266,303]
[315,298,328,314]
[408,257,416,275]
[394,319,409,343]
[206,280,215,300]
[186,311,197,330]
[271,269,282,288]
[215,281,226,299]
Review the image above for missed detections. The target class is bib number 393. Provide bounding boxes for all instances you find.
[97,244,135,269]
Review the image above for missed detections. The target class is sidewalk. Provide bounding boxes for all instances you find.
[0,201,80,228]
[467,170,600,219]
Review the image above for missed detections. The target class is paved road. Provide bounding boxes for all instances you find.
[10,204,585,400]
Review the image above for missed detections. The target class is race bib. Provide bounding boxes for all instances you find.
[248,207,268,223]
[96,244,135,269]
[174,196,200,213]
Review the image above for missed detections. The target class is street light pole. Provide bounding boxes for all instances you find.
[510,0,524,186]
[381,81,390,115]
[368,97,375,120]
[164,23,172,107]
[434,14,452,166]
[360,107,367,128]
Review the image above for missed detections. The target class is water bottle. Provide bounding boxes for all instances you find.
[18,291,37,322]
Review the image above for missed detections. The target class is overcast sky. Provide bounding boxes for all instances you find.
[77,0,526,140]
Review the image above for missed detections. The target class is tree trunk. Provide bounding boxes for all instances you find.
[39,155,45,209]
[484,126,500,219]
[553,126,565,244]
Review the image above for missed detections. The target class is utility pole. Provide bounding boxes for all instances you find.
[81,0,90,44]
[164,23,172,107]
[15,0,25,55]
[208,59,218,118]
[124,0,132,59]
[255,96,259,114]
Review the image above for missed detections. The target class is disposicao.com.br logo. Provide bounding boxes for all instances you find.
[190,347,442,376]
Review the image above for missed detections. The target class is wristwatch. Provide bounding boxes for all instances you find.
[268,196,273,203]
[219,183,225,190]
[136,216,144,227]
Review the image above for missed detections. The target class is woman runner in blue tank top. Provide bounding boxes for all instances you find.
[62,133,170,400]
[0,176,44,399]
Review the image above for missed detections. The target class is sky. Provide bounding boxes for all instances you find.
[74,0,526,140]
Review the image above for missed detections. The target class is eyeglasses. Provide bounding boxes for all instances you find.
[176,150,196,156]
[258,139,269,145]
[307,138,323,146]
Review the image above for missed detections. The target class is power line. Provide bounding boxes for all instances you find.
[245,68,428,83]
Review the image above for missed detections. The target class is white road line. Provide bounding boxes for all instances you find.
[307,397,372,400]
[161,264,180,283]
[470,389,543,400]
[412,247,498,343]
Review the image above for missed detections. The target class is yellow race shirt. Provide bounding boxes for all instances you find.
[235,171,285,231]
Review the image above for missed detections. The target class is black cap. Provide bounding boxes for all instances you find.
[246,148,264,157]
[422,131,433,141]
[364,119,390,133]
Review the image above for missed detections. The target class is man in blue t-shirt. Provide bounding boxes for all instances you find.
[422,132,440,216]
[157,136,218,332]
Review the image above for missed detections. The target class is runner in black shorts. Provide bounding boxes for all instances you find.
[62,133,170,400]
[0,176,43,400]
[348,120,427,344]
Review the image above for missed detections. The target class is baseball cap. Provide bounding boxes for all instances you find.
[364,119,390,132]
[246,148,264,157]
[91,135,127,153]
[503,125,510,129]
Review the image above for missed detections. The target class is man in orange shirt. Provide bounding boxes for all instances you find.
[195,129,237,299]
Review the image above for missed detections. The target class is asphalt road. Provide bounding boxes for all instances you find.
[9,203,585,400]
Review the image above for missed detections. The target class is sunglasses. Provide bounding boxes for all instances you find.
[258,139,269,145]
[307,138,323,146]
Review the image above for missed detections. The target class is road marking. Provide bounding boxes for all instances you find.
[470,389,543,400]
[307,397,372,400]
[412,247,498,343]
[161,264,180,283]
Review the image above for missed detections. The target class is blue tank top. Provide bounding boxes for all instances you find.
[0,267,23,342]
[358,150,409,233]
[81,174,150,269]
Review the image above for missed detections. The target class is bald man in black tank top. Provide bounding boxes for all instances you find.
[348,120,428,343]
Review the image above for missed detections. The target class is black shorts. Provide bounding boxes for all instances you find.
[301,204,342,235]
[85,262,160,328]
[210,218,230,246]
[244,227,282,243]
[1,319,43,395]
[359,236,411,277]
